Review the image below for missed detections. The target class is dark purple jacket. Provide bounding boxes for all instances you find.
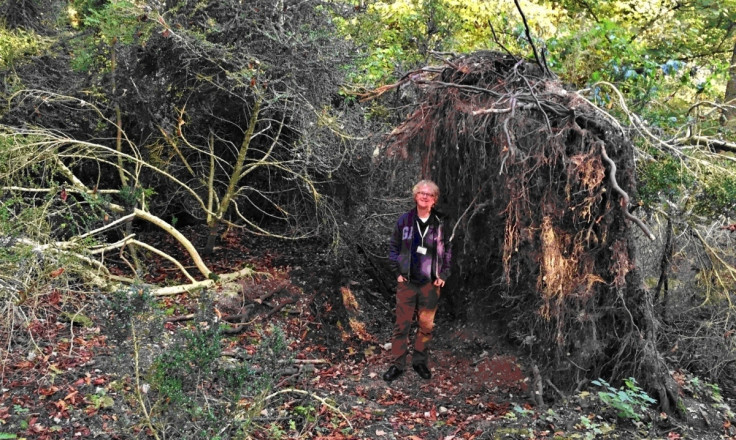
[389,208,452,282]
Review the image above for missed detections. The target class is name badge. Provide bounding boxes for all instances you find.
[416,246,427,255]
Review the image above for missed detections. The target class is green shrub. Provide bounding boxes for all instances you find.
[636,154,694,207]
[150,324,223,404]
[0,28,49,69]
[591,377,656,421]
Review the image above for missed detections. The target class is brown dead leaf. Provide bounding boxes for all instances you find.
[65,390,81,405]
[14,360,34,369]
[38,386,60,396]
[54,399,68,411]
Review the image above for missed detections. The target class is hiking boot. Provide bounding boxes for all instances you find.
[382,365,403,382]
[412,363,431,380]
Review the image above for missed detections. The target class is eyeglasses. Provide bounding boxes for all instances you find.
[417,191,436,198]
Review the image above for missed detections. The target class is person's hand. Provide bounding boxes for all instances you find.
[397,275,407,282]
[434,278,445,287]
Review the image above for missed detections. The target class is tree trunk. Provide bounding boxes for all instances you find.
[204,224,219,256]
[203,97,261,255]
[723,37,736,125]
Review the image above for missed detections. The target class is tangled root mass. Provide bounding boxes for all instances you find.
[381,51,674,405]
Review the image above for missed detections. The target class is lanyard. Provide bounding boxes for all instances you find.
[416,220,429,248]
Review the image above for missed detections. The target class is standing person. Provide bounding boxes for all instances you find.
[383,179,452,382]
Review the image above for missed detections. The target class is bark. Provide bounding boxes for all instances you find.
[723,37,736,124]
[204,97,262,255]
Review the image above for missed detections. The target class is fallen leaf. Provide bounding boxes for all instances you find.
[54,399,67,411]
[64,390,80,405]
[38,386,59,396]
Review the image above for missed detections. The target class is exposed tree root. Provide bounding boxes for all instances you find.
[374,51,680,410]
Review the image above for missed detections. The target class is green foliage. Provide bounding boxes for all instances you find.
[548,18,699,116]
[81,1,148,45]
[87,389,115,410]
[636,154,695,207]
[687,375,724,403]
[637,151,736,217]
[574,414,615,439]
[0,27,49,69]
[148,321,290,434]
[107,284,154,333]
[0,197,20,236]
[334,0,481,86]
[697,170,736,217]
[150,323,223,404]
[118,185,155,209]
[591,377,656,421]
[294,404,317,423]
[67,0,152,71]
[707,382,723,403]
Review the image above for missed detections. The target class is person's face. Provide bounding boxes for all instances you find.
[414,185,436,210]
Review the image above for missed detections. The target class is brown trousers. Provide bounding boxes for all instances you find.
[390,281,440,369]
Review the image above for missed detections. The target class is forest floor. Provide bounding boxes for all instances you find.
[1,231,735,439]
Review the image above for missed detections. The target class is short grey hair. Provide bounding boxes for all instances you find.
[412,179,439,199]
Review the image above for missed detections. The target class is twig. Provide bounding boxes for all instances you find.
[254,289,277,304]
[513,0,551,77]
[450,178,492,242]
[531,363,545,407]
[545,378,565,400]
[132,323,161,440]
[152,265,257,296]
[488,20,517,60]
[471,350,490,366]
[599,144,655,240]
[691,228,736,308]
[414,79,503,97]
[274,368,302,389]
[220,313,262,335]
[266,298,296,318]
[221,308,254,323]
[278,359,330,365]
[119,240,138,280]
[516,73,552,133]
[67,304,88,356]
[96,237,197,283]
[674,134,736,154]
[164,313,195,323]
[471,106,513,115]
